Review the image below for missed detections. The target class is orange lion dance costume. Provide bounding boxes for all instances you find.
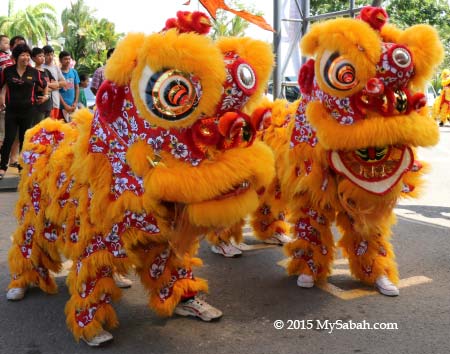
[274,7,443,295]
[6,11,275,345]
[207,106,293,256]
[433,69,450,126]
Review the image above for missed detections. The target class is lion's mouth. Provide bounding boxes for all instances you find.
[212,180,251,201]
[329,145,413,195]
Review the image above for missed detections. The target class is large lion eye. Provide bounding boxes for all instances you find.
[320,51,358,91]
[139,67,202,121]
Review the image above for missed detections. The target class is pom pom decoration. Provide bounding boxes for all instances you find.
[357,6,388,31]
[164,11,212,34]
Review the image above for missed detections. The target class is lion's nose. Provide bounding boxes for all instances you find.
[217,112,255,148]
[365,77,384,96]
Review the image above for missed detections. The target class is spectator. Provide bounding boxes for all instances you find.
[42,45,67,119]
[31,47,58,124]
[9,36,26,50]
[59,51,79,122]
[0,34,11,150]
[90,48,114,95]
[0,35,12,68]
[78,73,89,108]
[0,44,48,180]
[5,35,27,169]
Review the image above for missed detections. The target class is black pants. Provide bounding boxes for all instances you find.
[33,110,50,126]
[0,107,34,171]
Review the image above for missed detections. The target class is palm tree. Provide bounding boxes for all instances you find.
[60,0,94,61]
[0,0,58,46]
[60,0,120,74]
[76,18,121,74]
[0,0,14,29]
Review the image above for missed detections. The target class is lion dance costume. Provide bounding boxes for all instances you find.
[433,69,450,126]
[6,11,275,344]
[271,7,443,294]
[207,104,293,255]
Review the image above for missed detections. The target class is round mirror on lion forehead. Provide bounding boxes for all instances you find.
[236,63,256,91]
[226,53,257,95]
[139,67,202,121]
[392,47,411,68]
[376,43,414,89]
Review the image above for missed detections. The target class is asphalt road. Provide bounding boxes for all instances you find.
[0,126,449,354]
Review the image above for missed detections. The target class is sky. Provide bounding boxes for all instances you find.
[0,0,275,41]
[0,0,302,75]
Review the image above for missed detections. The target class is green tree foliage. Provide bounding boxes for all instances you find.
[210,0,263,40]
[309,0,367,16]
[60,0,121,75]
[0,0,58,45]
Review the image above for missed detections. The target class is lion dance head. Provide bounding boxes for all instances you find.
[78,11,275,237]
[294,6,443,196]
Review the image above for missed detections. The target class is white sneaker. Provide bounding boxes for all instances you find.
[297,274,314,288]
[230,241,251,251]
[375,275,399,296]
[264,232,292,245]
[174,297,223,322]
[211,241,242,258]
[6,287,26,301]
[113,273,133,288]
[82,329,113,346]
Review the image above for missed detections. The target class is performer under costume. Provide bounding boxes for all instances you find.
[208,101,295,257]
[433,69,450,126]
[249,101,296,245]
[6,11,275,345]
[273,7,443,295]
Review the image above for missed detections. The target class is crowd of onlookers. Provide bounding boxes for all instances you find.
[0,33,113,180]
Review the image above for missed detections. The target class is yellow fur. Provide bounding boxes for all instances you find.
[216,37,274,114]
[441,69,450,87]
[7,18,275,342]
[307,102,439,151]
[381,25,444,89]
[432,69,450,125]
[264,11,442,288]
[105,33,146,85]
[302,18,381,98]
[129,30,226,129]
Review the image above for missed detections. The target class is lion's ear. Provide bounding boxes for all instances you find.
[215,37,274,113]
[398,25,444,88]
[105,33,146,85]
[300,24,321,57]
